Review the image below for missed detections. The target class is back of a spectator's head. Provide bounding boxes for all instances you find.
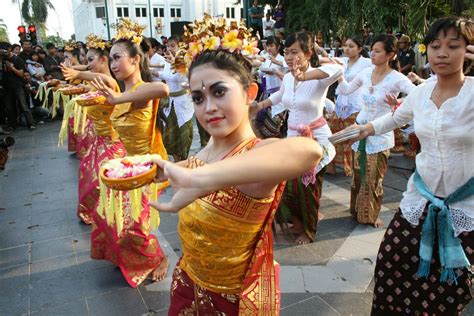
[149,37,160,50]
[45,43,56,50]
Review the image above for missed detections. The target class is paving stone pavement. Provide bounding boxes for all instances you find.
[0,121,472,316]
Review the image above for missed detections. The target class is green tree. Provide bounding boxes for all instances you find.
[20,0,55,42]
[0,19,8,42]
[43,34,63,47]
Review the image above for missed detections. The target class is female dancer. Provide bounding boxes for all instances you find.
[336,34,415,228]
[345,17,473,315]
[255,35,288,138]
[326,36,372,176]
[252,31,342,244]
[61,35,126,225]
[157,36,194,161]
[86,19,170,286]
[147,16,322,315]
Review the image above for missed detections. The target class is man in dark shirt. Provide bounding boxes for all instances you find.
[18,39,33,63]
[397,35,415,75]
[0,42,36,130]
[248,0,264,39]
[42,43,64,80]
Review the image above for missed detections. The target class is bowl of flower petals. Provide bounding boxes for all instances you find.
[76,91,107,107]
[57,85,87,96]
[100,155,158,191]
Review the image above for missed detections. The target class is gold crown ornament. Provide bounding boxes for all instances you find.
[64,39,76,52]
[114,18,146,45]
[86,34,111,51]
[175,13,259,74]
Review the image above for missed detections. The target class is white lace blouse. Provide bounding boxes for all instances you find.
[269,64,343,170]
[337,68,415,154]
[334,57,372,119]
[371,77,474,235]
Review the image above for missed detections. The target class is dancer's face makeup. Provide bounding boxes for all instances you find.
[189,65,252,138]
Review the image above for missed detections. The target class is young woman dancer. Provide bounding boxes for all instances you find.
[85,19,171,286]
[61,35,126,225]
[336,34,415,228]
[326,36,372,176]
[146,16,323,315]
[252,31,342,244]
[344,17,473,315]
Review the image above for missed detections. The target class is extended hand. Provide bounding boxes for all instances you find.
[149,158,211,213]
[466,45,474,61]
[60,64,79,81]
[384,94,399,112]
[91,77,121,105]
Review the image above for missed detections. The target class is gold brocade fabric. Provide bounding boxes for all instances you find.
[86,83,121,138]
[178,156,277,294]
[109,82,167,158]
[110,102,153,155]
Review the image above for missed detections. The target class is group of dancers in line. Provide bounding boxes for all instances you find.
[46,14,472,315]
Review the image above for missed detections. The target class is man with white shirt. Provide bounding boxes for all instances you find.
[148,38,166,82]
[263,13,275,38]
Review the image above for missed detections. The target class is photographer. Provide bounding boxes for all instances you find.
[0,41,36,130]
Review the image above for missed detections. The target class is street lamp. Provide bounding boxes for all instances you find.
[104,0,111,40]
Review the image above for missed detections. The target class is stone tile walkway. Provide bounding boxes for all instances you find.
[0,121,472,315]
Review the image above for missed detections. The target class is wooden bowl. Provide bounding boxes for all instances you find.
[59,86,87,96]
[100,163,157,191]
[76,94,107,107]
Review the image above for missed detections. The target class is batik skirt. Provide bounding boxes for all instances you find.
[350,150,390,225]
[90,193,166,288]
[328,112,357,176]
[371,209,473,315]
[276,167,326,242]
[77,135,125,224]
[162,104,193,162]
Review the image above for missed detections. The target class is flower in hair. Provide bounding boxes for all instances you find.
[222,30,242,53]
[114,18,145,45]
[189,41,203,57]
[202,36,220,51]
[418,44,426,54]
[241,39,259,57]
[64,40,76,52]
[86,34,110,50]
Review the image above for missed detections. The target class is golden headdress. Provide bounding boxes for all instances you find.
[113,18,146,45]
[64,39,76,52]
[86,34,111,51]
[174,13,259,74]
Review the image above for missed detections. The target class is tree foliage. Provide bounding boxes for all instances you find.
[0,19,9,42]
[280,0,473,43]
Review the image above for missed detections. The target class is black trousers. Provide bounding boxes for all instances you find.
[4,85,35,127]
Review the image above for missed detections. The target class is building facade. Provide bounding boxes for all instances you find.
[72,0,244,42]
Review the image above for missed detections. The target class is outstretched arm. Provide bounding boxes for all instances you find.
[150,137,322,212]
[91,77,169,108]
[61,65,117,90]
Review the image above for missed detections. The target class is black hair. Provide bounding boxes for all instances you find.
[149,37,160,50]
[66,48,81,60]
[265,36,281,48]
[346,35,369,58]
[140,37,151,55]
[0,41,11,50]
[423,16,473,47]
[45,43,55,50]
[11,43,21,50]
[113,38,152,82]
[285,31,319,67]
[371,33,399,70]
[188,50,253,89]
[167,35,181,44]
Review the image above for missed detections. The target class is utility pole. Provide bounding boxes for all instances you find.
[148,0,153,37]
[104,0,111,40]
